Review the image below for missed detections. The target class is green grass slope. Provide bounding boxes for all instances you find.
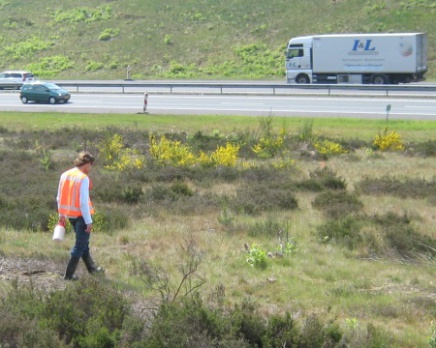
[0,0,435,80]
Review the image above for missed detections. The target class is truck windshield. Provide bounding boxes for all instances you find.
[286,46,303,59]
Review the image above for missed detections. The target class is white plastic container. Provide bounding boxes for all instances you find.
[52,224,66,242]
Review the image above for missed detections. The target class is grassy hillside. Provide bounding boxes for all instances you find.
[0,0,435,80]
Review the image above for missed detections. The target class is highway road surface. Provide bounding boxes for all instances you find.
[1,90,436,120]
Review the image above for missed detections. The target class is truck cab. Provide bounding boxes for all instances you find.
[285,36,313,84]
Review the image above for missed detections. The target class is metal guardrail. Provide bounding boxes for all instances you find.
[2,81,436,96]
[54,81,436,96]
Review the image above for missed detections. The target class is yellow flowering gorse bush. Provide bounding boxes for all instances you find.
[252,127,286,158]
[150,135,196,166]
[150,135,240,167]
[210,143,240,167]
[98,134,144,171]
[314,139,348,155]
[372,129,405,151]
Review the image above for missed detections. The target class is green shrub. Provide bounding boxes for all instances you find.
[145,183,178,203]
[53,6,112,23]
[121,185,143,204]
[246,243,268,269]
[40,278,127,345]
[85,60,104,72]
[99,28,119,41]
[0,310,67,348]
[170,181,193,197]
[247,218,287,237]
[262,312,300,347]
[315,215,364,249]
[299,314,324,348]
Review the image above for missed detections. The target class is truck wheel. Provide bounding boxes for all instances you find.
[371,74,390,84]
[296,74,310,84]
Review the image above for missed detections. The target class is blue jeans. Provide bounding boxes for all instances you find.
[69,217,90,258]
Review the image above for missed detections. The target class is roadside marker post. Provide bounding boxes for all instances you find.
[143,92,148,113]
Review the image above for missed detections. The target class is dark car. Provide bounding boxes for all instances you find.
[20,81,71,104]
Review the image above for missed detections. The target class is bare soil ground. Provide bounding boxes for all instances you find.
[0,256,89,293]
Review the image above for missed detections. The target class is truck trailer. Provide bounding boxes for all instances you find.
[285,33,428,84]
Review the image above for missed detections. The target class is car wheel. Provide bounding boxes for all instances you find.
[21,96,28,104]
[49,97,56,104]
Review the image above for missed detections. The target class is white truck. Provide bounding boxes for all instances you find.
[285,33,428,84]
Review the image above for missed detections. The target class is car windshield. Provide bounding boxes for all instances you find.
[44,83,61,90]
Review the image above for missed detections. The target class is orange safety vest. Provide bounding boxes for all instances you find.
[58,167,94,217]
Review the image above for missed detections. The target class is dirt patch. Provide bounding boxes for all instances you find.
[0,256,84,293]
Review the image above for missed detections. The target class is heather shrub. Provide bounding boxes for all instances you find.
[0,310,67,348]
[232,183,298,215]
[340,322,392,348]
[246,218,287,237]
[312,191,363,219]
[40,278,127,346]
[167,192,219,215]
[188,130,229,152]
[298,167,347,192]
[262,312,300,347]
[144,183,180,204]
[408,139,436,157]
[299,314,325,348]
[356,175,436,199]
[138,164,197,183]
[120,185,144,204]
[317,211,436,260]
[144,181,194,205]
[2,277,127,347]
[141,295,268,347]
[240,165,297,184]
[315,215,365,249]
[373,212,436,259]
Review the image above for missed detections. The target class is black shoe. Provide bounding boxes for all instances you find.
[64,256,80,280]
[82,253,104,274]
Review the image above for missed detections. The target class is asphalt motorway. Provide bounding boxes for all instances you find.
[1,90,436,120]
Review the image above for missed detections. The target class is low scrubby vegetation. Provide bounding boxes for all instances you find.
[1,118,436,347]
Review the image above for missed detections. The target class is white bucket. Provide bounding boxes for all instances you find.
[52,224,66,242]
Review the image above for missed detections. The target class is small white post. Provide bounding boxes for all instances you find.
[126,65,131,80]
